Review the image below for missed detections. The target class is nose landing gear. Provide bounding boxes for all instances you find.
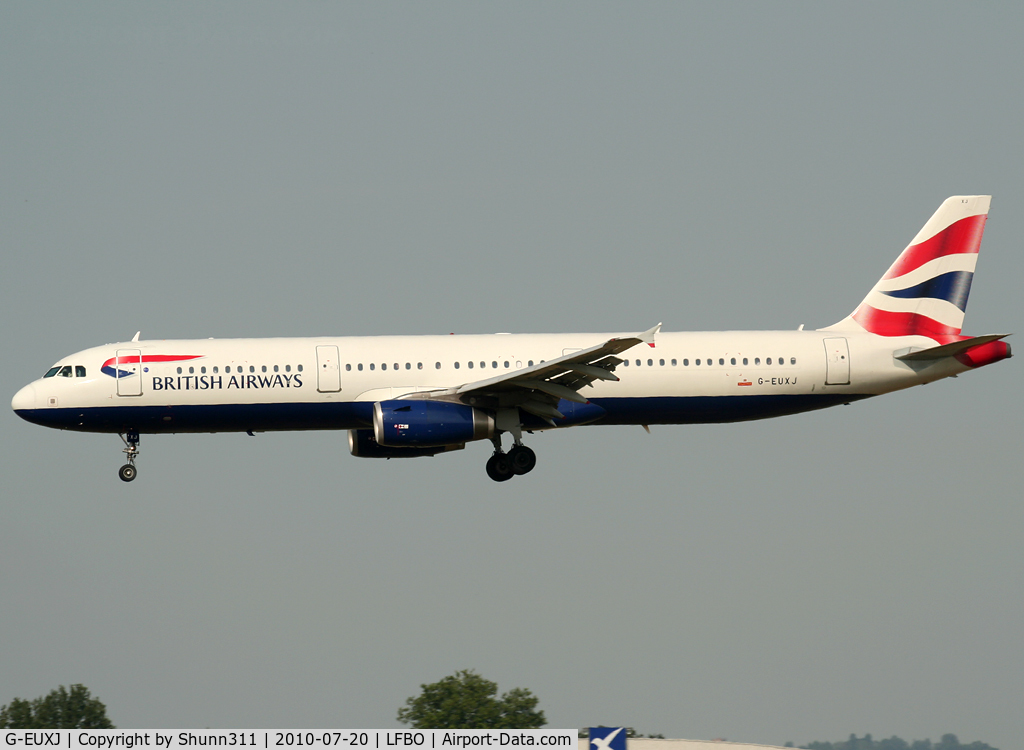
[118,430,140,482]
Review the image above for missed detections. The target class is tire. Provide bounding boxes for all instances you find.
[485,453,514,482]
[508,445,537,475]
[118,464,137,482]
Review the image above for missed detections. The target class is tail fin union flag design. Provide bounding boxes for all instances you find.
[101,354,203,379]
[850,203,987,345]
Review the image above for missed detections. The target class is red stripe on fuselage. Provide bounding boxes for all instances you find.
[882,214,986,280]
[102,354,204,367]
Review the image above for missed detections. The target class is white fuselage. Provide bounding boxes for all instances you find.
[12,329,967,436]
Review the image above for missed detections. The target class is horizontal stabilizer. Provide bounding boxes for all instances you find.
[896,334,1010,361]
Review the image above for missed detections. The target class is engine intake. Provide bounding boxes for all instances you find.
[373,399,494,448]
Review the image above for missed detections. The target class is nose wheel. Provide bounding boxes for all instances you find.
[118,430,140,482]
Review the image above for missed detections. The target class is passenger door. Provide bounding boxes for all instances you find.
[823,337,850,385]
[115,349,143,396]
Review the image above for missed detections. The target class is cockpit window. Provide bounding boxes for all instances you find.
[44,367,61,378]
[59,366,73,377]
[76,366,87,377]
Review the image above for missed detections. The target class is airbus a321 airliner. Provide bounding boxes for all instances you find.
[12,196,1011,482]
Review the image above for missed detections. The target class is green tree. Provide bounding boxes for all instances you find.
[802,735,997,750]
[0,685,114,729]
[397,670,545,729]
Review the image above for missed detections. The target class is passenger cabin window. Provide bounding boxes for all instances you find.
[730,358,736,365]
[435,362,441,369]
[647,359,653,366]
[755,357,760,365]
[468,361,474,369]
[285,365,291,372]
[297,365,303,372]
[76,366,87,377]
[683,359,689,366]
[719,358,724,365]
[791,357,797,365]
[767,358,772,365]
[743,358,748,365]
[345,364,352,371]
[671,359,677,366]
[454,362,460,369]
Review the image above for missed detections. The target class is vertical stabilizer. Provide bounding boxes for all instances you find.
[823,196,990,342]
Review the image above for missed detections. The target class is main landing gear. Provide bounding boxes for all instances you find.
[485,434,537,482]
[118,429,140,482]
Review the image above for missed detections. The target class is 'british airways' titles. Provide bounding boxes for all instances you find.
[151,374,303,391]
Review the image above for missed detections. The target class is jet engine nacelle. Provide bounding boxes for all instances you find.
[373,399,494,448]
[348,429,464,459]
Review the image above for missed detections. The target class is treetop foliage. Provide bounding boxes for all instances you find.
[397,670,545,729]
[798,734,998,750]
[0,684,114,729]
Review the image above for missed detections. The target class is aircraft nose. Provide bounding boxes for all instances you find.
[12,383,37,414]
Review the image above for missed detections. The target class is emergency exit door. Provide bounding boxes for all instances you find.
[823,337,850,385]
[316,345,342,392]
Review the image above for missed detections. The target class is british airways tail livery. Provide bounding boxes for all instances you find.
[12,196,1011,483]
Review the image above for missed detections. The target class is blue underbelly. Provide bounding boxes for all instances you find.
[16,392,870,434]
[15,401,375,433]
[584,393,871,425]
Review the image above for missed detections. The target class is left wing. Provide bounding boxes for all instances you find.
[403,323,661,422]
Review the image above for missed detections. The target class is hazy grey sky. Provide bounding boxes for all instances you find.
[2,2,1021,747]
